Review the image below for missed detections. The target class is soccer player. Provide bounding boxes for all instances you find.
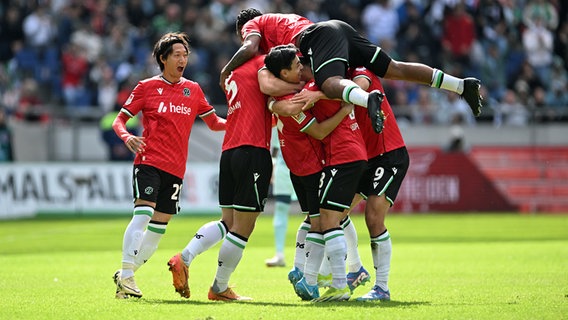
[111,32,226,299]
[220,8,483,134]
[264,45,368,302]
[166,53,299,301]
[348,66,409,301]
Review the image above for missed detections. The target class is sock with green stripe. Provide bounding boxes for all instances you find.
[341,216,363,273]
[341,80,369,107]
[212,232,247,293]
[371,230,391,291]
[182,220,228,266]
[121,205,153,278]
[430,69,464,94]
[293,220,311,270]
[324,228,348,289]
[134,220,167,270]
[303,232,325,286]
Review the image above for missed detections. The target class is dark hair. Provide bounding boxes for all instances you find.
[236,8,262,36]
[264,44,298,78]
[152,32,190,71]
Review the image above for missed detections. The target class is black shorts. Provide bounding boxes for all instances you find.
[218,146,272,212]
[357,147,409,205]
[132,164,183,214]
[298,20,392,89]
[290,171,321,216]
[319,160,366,211]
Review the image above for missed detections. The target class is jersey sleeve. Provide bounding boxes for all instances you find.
[194,84,215,116]
[122,81,146,116]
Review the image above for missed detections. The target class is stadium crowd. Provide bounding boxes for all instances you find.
[0,0,567,127]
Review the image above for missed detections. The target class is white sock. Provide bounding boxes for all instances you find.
[303,232,325,286]
[324,228,347,289]
[212,232,246,293]
[431,69,464,94]
[342,82,369,107]
[134,221,167,270]
[273,200,290,256]
[293,221,310,270]
[121,206,153,278]
[181,220,228,266]
[371,230,392,291]
[342,216,362,273]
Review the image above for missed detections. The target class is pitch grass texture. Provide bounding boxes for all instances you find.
[1,214,566,320]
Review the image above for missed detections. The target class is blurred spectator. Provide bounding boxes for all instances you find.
[480,41,506,101]
[554,20,568,72]
[61,43,91,108]
[445,113,467,153]
[22,3,57,54]
[151,2,182,40]
[436,91,476,126]
[397,1,439,67]
[296,0,329,23]
[361,0,399,45]
[0,5,25,63]
[441,2,477,71]
[267,0,294,13]
[90,59,118,114]
[14,78,50,123]
[70,23,103,63]
[99,105,140,161]
[410,86,437,124]
[102,24,134,70]
[494,89,530,127]
[0,107,13,162]
[522,16,554,88]
[546,57,568,108]
[523,0,558,30]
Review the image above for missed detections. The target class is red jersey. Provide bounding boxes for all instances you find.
[349,67,406,159]
[241,14,313,54]
[274,94,325,176]
[122,76,215,178]
[305,81,367,166]
[222,55,272,151]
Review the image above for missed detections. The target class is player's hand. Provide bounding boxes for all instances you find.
[292,90,324,111]
[125,136,146,154]
[340,102,354,115]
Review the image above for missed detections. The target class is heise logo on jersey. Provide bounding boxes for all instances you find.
[158,101,192,115]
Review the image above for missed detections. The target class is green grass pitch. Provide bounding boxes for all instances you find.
[0,213,566,319]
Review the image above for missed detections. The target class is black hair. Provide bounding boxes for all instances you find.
[152,32,190,71]
[264,44,299,78]
[236,8,263,36]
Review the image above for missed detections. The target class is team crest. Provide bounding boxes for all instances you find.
[145,187,154,195]
[292,112,306,124]
[183,88,190,97]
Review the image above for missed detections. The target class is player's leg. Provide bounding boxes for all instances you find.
[314,161,366,302]
[357,147,409,301]
[208,146,272,301]
[266,154,294,267]
[168,150,233,298]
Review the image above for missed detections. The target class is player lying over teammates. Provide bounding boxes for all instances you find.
[221,8,483,135]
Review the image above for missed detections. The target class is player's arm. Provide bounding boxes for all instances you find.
[269,97,303,117]
[201,110,226,131]
[303,102,354,140]
[258,69,303,97]
[112,109,145,153]
[220,35,260,90]
[353,76,371,91]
